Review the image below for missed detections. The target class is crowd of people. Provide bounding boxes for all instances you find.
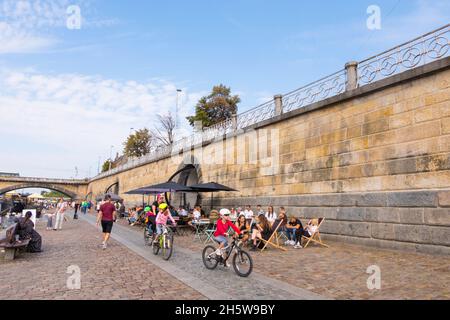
[122,199,318,252]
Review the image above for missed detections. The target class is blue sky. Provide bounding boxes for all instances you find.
[0,0,449,179]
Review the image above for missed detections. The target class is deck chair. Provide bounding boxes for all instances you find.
[301,218,329,248]
[258,220,287,252]
[276,224,289,244]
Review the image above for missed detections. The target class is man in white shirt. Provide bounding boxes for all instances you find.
[243,205,254,219]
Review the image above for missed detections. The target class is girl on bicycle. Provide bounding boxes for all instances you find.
[153,203,176,243]
[213,209,241,260]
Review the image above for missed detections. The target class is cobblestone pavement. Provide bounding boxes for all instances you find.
[0,212,205,300]
[2,211,448,300]
[82,213,326,300]
[115,217,450,300]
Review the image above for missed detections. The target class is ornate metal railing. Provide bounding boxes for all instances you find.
[92,24,450,181]
[283,69,347,113]
[358,24,449,85]
[236,100,276,129]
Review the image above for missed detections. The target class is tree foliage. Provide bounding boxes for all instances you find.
[41,190,66,198]
[123,128,153,158]
[101,160,111,172]
[186,84,240,128]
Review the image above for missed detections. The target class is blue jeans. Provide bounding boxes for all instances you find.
[47,215,53,228]
[213,235,228,247]
[156,223,164,235]
[285,228,297,241]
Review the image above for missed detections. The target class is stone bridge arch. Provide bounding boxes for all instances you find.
[0,183,78,199]
[168,155,203,209]
[105,181,119,194]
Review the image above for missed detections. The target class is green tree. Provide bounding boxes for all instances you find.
[186,84,240,128]
[101,160,111,172]
[41,190,66,198]
[123,128,153,158]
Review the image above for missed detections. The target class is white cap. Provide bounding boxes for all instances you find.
[219,208,231,216]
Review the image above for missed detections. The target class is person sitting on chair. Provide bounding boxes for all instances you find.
[304,219,319,237]
[285,216,304,249]
[14,211,42,253]
[235,214,250,245]
[250,214,271,251]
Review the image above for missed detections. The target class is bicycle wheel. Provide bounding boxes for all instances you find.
[162,233,174,261]
[232,250,253,277]
[152,235,160,255]
[202,245,219,270]
[144,227,152,246]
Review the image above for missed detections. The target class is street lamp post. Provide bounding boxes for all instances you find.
[109,146,114,171]
[175,89,182,129]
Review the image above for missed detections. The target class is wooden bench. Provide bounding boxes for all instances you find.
[0,223,30,260]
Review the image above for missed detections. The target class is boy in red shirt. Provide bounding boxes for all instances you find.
[213,209,240,264]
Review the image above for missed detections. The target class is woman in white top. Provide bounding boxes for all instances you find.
[265,206,277,225]
[305,218,319,236]
[193,206,201,220]
[53,198,67,230]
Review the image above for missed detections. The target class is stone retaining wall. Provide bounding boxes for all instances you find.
[210,190,450,255]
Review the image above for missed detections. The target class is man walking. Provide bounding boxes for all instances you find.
[96,195,116,250]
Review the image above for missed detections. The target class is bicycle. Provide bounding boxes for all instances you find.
[152,224,175,260]
[143,224,153,246]
[202,234,253,277]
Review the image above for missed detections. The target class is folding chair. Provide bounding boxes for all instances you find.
[259,220,287,252]
[203,219,218,244]
[276,225,289,244]
[301,218,329,248]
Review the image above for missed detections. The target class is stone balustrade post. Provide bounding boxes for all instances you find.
[345,61,359,91]
[274,94,283,116]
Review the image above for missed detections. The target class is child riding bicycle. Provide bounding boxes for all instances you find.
[212,209,241,265]
[153,203,176,243]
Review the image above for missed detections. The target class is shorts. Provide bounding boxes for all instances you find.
[101,220,113,234]
[213,235,228,247]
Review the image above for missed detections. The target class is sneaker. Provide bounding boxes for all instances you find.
[223,261,230,268]
[294,242,302,249]
[102,242,107,250]
[284,240,290,246]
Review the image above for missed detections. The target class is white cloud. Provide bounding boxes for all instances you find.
[0,70,202,178]
[0,0,118,54]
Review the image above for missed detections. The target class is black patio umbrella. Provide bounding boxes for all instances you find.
[95,193,123,202]
[188,182,238,210]
[124,188,162,207]
[125,181,195,207]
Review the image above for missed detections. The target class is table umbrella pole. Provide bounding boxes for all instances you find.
[211,192,213,211]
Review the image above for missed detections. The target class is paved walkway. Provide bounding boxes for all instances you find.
[0,213,204,300]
